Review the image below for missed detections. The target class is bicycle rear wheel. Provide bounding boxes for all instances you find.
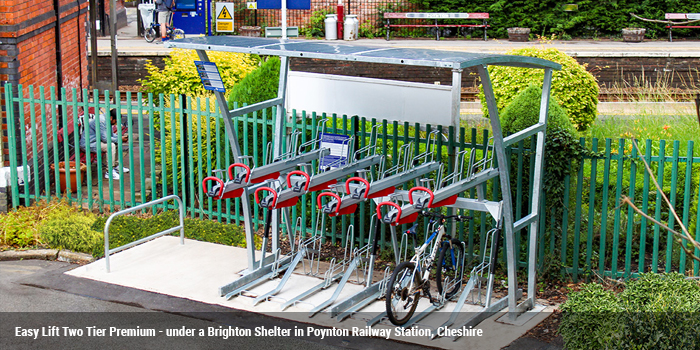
[145,27,157,43]
[436,239,464,300]
[385,262,420,325]
[171,28,185,40]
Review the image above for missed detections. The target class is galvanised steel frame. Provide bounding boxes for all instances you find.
[169,36,560,323]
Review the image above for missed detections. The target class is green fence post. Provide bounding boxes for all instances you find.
[639,139,652,273]
[598,139,612,276]
[665,140,680,272]
[571,138,586,282]
[40,86,52,201]
[5,84,20,208]
[624,140,638,278]
[679,142,694,274]
[611,139,625,278]
[28,86,40,202]
[652,140,666,272]
[70,89,82,206]
[137,92,146,210]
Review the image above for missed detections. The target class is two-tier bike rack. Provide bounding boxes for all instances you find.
[168,36,561,334]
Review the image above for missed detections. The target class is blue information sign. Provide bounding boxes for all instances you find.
[319,133,351,169]
[257,0,310,10]
[194,61,226,93]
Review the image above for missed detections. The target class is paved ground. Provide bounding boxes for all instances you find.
[0,253,561,349]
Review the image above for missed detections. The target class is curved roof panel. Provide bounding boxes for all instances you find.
[167,36,562,70]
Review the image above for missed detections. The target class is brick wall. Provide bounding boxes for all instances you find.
[0,0,89,203]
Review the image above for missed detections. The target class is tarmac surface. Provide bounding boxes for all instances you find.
[0,249,562,350]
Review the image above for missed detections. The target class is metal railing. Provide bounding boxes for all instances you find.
[4,84,700,280]
[104,195,184,272]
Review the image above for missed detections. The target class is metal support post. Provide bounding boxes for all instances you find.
[527,68,553,306]
[450,68,462,131]
[477,64,518,319]
[272,56,290,256]
[196,49,257,271]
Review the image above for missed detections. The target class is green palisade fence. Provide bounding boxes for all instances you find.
[3,84,700,280]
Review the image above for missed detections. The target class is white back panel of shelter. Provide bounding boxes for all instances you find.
[287,71,452,125]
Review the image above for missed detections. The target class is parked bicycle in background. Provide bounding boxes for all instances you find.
[139,0,185,43]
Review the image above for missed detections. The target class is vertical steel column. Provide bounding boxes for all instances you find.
[449,68,463,240]
[527,68,553,306]
[450,68,462,131]
[477,65,518,318]
[271,57,290,254]
[196,50,256,270]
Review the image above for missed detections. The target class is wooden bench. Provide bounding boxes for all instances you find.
[665,13,700,41]
[384,12,489,41]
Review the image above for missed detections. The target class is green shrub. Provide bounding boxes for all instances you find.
[0,200,72,248]
[300,9,333,38]
[141,49,259,97]
[228,56,280,109]
[500,84,574,134]
[559,283,622,350]
[227,56,280,158]
[560,273,700,350]
[41,210,100,254]
[500,85,593,210]
[479,47,598,131]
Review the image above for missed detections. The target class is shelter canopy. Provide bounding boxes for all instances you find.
[168,36,561,70]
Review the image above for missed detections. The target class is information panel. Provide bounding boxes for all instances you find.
[319,133,350,169]
[194,61,226,93]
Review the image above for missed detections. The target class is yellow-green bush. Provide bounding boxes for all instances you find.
[141,49,260,97]
[479,47,598,131]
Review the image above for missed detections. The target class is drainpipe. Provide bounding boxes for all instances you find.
[53,0,63,88]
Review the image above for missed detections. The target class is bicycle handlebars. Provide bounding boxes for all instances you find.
[419,210,472,222]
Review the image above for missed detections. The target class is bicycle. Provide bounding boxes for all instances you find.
[384,210,470,325]
[145,22,185,43]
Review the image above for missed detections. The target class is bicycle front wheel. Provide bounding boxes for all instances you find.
[436,239,464,300]
[171,29,185,40]
[145,27,157,43]
[385,261,420,325]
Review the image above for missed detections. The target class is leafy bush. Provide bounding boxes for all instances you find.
[479,47,598,131]
[500,84,574,134]
[0,201,72,247]
[300,9,333,38]
[41,210,100,254]
[228,56,280,109]
[560,273,700,350]
[227,56,280,158]
[141,49,259,97]
[500,85,593,209]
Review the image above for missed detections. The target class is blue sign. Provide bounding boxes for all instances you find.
[319,133,350,169]
[257,0,311,10]
[194,61,226,93]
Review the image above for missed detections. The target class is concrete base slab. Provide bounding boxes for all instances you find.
[496,304,548,326]
[66,236,553,349]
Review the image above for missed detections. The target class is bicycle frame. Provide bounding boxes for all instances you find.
[405,219,447,292]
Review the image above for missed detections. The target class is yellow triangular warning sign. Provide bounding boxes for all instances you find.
[217,6,233,20]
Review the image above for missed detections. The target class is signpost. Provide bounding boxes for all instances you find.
[215,3,234,33]
[194,61,226,93]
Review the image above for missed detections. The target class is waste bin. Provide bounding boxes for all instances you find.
[138,3,155,32]
[325,14,337,40]
[344,15,358,40]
